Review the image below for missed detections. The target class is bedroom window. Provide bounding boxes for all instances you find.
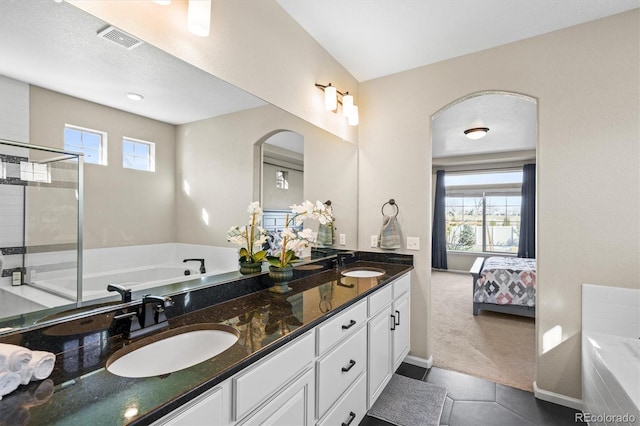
[445,170,522,254]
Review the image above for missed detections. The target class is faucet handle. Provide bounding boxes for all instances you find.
[107,284,132,302]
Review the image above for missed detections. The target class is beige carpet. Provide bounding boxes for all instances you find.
[431,270,535,391]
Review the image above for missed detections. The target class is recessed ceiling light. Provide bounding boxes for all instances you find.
[464,127,489,140]
[126,92,144,101]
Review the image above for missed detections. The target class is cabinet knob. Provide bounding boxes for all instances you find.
[341,359,356,372]
[341,319,356,330]
[342,411,357,426]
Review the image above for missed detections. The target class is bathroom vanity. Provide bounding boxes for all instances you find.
[0,252,412,425]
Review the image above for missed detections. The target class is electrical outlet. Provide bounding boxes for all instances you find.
[406,236,420,250]
[339,234,346,246]
[371,235,379,247]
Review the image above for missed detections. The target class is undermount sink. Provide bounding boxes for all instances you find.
[341,267,385,278]
[106,323,239,378]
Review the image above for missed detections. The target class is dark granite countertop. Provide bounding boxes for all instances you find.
[0,257,412,425]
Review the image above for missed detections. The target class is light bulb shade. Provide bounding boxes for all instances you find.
[348,105,359,126]
[188,0,212,37]
[464,127,489,140]
[324,85,337,111]
[342,93,354,118]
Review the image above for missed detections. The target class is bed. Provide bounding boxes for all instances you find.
[470,256,536,318]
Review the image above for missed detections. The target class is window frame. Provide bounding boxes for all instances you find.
[64,124,108,166]
[122,137,156,172]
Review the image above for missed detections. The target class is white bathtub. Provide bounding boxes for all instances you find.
[30,265,204,301]
[25,243,239,302]
[582,331,639,425]
[582,284,640,426]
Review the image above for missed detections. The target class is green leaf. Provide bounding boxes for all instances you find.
[253,250,267,262]
[266,256,282,267]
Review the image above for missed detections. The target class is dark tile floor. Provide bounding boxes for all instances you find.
[360,363,586,426]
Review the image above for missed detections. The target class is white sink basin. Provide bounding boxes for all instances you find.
[341,268,385,278]
[106,323,239,378]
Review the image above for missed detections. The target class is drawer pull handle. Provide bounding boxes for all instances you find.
[342,319,356,330]
[395,309,400,326]
[391,314,396,331]
[341,359,356,372]
[342,411,356,426]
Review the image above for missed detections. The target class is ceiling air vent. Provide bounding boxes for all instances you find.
[97,26,144,50]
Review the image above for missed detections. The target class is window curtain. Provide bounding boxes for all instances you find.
[432,170,448,269]
[517,164,536,258]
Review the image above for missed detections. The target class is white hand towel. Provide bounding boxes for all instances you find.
[0,344,32,372]
[28,351,55,381]
[19,365,34,385]
[0,371,21,400]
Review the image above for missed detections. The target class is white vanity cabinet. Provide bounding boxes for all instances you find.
[155,270,411,426]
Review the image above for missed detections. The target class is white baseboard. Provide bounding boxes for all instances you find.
[404,355,433,369]
[533,381,583,411]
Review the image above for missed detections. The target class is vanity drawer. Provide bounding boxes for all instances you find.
[393,273,411,298]
[368,283,392,317]
[316,326,367,418]
[317,372,366,426]
[317,299,367,355]
[233,331,314,421]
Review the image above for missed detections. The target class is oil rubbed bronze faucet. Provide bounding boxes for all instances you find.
[114,294,174,340]
[183,258,206,274]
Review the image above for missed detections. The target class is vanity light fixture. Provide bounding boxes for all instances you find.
[315,83,359,126]
[464,127,490,140]
[126,92,144,101]
[187,0,212,37]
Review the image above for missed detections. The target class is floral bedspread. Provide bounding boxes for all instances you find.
[473,256,536,307]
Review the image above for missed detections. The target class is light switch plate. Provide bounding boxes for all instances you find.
[371,235,379,247]
[339,234,346,246]
[406,236,420,251]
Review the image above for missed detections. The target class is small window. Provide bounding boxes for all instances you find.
[276,170,288,189]
[64,125,107,165]
[20,161,50,183]
[122,138,155,172]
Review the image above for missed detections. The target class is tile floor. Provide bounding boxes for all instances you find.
[360,364,586,426]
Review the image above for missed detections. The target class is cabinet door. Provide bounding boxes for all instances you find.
[156,383,227,426]
[238,368,314,426]
[392,291,410,371]
[367,305,393,409]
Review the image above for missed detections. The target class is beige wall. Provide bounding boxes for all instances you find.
[175,104,358,250]
[29,86,176,249]
[359,10,639,400]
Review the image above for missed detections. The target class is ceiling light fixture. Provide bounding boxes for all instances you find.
[126,92,144,101]
[187,0,212,37]
[315,83,359,126]
[464,127,490,140]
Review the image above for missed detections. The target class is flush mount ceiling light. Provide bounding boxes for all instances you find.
[126,92,144,101]
[187,0,212,37]
[315,83,359,126]
[464,127,490,140]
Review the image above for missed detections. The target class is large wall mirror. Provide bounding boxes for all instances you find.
[0,0,358,333]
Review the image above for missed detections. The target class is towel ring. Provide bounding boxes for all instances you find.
[381,199,399,217]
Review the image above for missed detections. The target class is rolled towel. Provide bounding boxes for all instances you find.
[0,344,32,373]
[18,366,33,385]
[0,371,21,400]
[28,351,55,381]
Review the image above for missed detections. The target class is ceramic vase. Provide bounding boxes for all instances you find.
[239,262,262,275]
[268,265,293,293]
